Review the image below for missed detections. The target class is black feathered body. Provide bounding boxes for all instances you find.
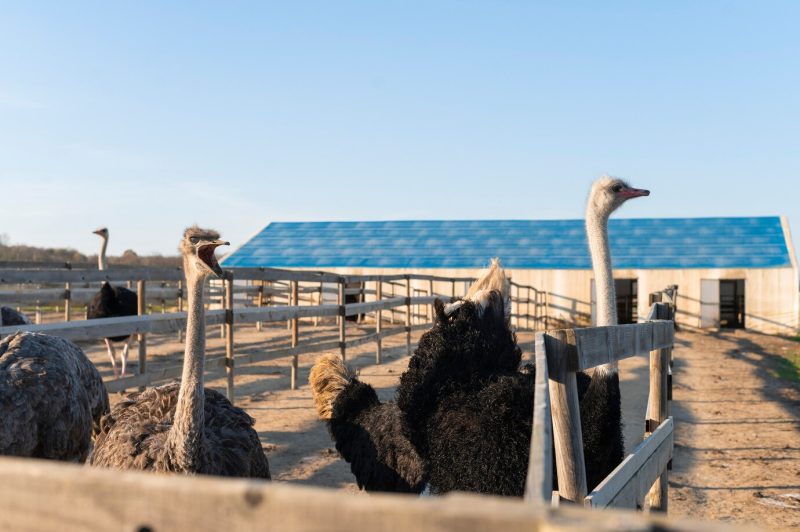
[90,382,270,479]
[87,282,138,341]
[397,299,624,496]
[0,332,109,462]
[1,306,31,326]
[328,379,425,493]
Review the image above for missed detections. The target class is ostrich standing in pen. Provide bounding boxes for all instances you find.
[87,227,138,377]
[90,226,270,478]
[311,177,648,496]
[0,332,109,461]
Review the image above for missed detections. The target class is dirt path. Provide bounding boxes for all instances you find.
[84,322,800,528]
[669,329,800,530]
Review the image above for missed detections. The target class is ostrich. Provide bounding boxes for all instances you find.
[311,177,649,496]
[90,226,270,478]
[307,259,508,494]
[0,332,109,461]
[86,227,138,377]
[1,306,31,326]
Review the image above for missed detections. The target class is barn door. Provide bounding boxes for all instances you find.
[700,279,720,328]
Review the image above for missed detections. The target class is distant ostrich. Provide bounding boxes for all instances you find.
[311,177,649,496]
[86,227,138,377]
[90,226,270,478]
[1,306,31,326]
[0,332,109,461]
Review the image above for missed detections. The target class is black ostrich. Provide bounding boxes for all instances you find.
[309,177,648,497]
[1,306,32,327]
[86,228,138,377]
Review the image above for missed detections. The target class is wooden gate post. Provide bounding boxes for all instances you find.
[290,280,299,390]
[375,280,383,364]
[256,280,264,332]
[338,278,347,361]
[225,272,235,403]
[405,275,412,357]
[646,302,671,512]
[545,330,588,503]
[137,280,147,392]
[428,279,434,323]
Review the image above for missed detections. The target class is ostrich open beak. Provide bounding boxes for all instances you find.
[619,187,650,199]
[199,240,229,278]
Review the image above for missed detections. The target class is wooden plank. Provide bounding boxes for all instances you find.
[524,332,553,504]
[228,267,340,283]
[0,311,226,341]
[0,267,183,284]
[0,454,728,532]
[375,280,383,364]
[554,321,675,372]
[344,297,406,316]
[136,280,147,391]
[585,418,674,510]
[233,304,340,323]
[545,329,588,502]
[646,303,672,512]
[225,273,235,402]
[290,280,299,390]
[338,279,346,361]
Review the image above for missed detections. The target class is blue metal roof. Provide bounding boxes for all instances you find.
[222,217,793,270]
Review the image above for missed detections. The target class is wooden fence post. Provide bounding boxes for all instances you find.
[225,272,235,403]
[428,280,434,323]
[405,275,412,357]
[137,280,147,392]
[338,278,347,361]
[451,279,456,300]
[177,280,184,342]
[256,280,264,332]
[526,286,531,330]
[545,329,588,503]
[290,280,299,390]
[375,280,383,364]
[315,282,322,327]
[646,302,671,512]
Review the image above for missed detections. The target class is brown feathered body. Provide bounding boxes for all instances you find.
[91,382,270,477]
[0,332,109,461]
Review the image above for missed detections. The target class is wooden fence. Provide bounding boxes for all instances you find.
[0,265,545,398]
[524,289,677,513]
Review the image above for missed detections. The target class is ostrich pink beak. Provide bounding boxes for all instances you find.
[618,187,650,199]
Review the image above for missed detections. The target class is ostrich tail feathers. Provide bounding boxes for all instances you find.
[309,354,356,420]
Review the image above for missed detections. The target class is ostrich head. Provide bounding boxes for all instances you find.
[587,176,650,220]
[180,226,229,279]
[92,227,109,239]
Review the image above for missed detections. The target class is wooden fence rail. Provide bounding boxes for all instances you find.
[0,266,545,396]
[0,455,727,532]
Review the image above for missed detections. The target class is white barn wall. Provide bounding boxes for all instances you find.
[313,265,799,335]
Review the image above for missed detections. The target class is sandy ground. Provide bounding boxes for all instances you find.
[77,320,799,529]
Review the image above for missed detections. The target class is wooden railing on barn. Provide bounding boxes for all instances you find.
[0,265,544,398]
[524,293,676,513]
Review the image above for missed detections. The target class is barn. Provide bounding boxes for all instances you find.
[222,216,799,335]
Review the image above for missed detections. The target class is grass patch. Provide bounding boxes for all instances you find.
[770,349,800,385]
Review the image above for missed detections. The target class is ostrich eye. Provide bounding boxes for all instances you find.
[611,184,623,193]
[189,237,199,244]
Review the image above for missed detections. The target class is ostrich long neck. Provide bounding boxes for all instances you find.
[587,209,618,374]
[167,269,206,469]
[98,236,108,271]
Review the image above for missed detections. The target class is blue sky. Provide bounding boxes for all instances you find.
[1,1,798,258]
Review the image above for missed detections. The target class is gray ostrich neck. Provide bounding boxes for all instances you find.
[98,237,108,271]
[167,269,206,469]
[587,210,618,374]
